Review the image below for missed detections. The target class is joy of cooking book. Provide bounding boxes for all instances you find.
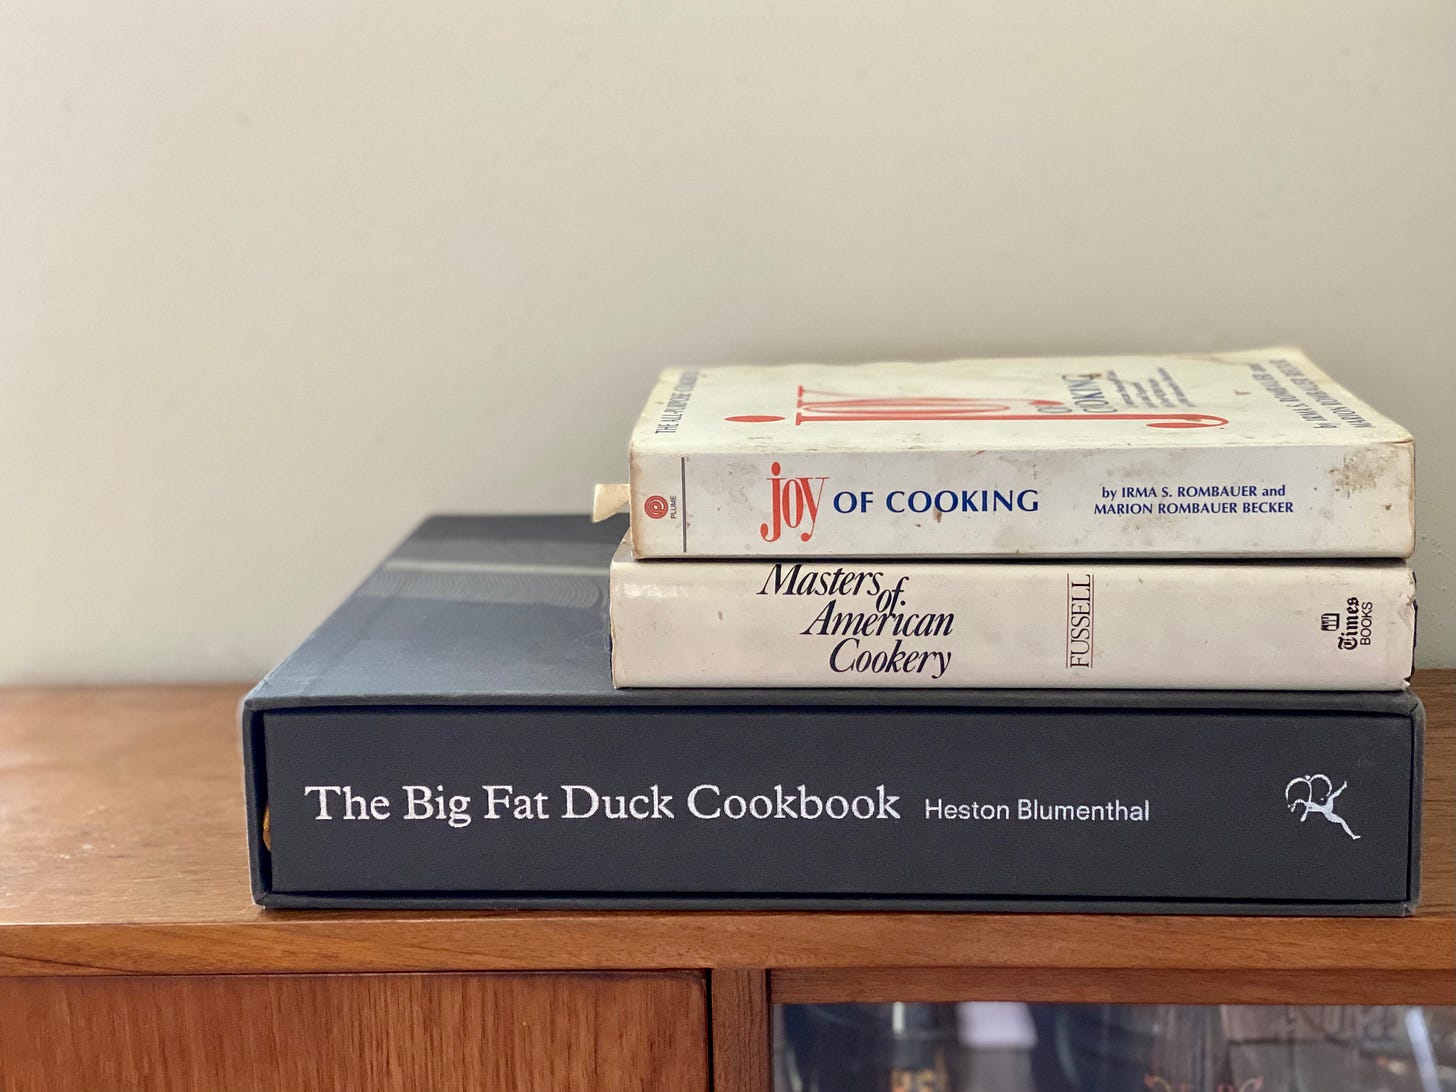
[625,347,1414,558]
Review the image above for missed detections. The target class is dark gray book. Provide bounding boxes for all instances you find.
[241,515,1422,913]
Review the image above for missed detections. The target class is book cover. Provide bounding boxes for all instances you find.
[609,541,1417,689]
[625,348,1414,558]
[241,516,1421,914]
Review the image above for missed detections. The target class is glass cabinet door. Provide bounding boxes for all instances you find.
[775,1002,1456,1092]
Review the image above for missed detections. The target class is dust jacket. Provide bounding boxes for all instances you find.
[241,516,1423,913]
[624,348,1415,559]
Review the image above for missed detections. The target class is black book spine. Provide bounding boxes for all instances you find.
[249,702,1420,913]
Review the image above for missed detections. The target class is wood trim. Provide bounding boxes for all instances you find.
[1,912,1451,979]
[772,966,1456,1007]
[711,969,770,1092]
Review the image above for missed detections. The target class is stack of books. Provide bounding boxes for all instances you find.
[243,347,1422,914]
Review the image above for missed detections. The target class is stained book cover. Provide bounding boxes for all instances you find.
[625,347,1414,558]
[609,541,1416,689]
[241,516,1422,914]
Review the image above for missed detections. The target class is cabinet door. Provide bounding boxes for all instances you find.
[771,998,1456,1092]
[0,971,707,1091]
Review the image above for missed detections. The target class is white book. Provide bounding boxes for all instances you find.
[624,347,1414,558]
[609,541,1416,689]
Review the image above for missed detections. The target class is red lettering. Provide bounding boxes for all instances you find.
[760,462,828,543]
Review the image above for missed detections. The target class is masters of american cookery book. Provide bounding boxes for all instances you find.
[622,347,1414,558]
[609,542,1416,689]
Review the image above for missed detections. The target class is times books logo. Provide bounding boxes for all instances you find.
[761,462,829,543]
[1323,597,1374,651]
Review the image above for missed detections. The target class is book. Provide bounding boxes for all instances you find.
[609,542,1417,689]
[623,347,1414,558]
[241,515,1422,914]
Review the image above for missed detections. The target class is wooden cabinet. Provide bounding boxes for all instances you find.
[0,973,707,1091]
[1,676,1450,1091]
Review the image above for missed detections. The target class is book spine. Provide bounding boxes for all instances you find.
[626,442,1415,558]
[257,701,1418,909]
[609,553,1416,689]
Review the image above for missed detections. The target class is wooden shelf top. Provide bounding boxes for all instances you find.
[1,675,1451,1004]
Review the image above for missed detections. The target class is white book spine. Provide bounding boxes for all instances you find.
[627,443,1414,558]
[609,545,1416,690]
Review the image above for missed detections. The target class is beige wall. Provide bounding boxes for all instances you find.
[2,2,1452,682]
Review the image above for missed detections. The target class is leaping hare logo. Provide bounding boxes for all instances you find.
[1285,775,1361,840]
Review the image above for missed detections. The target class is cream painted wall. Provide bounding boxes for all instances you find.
[2,2,1452,682]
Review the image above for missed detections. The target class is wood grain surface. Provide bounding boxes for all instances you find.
[711,969,771,1092]
[0,675,1450,1003]
[771,966,1456,1006]
[0,971,707,1092]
